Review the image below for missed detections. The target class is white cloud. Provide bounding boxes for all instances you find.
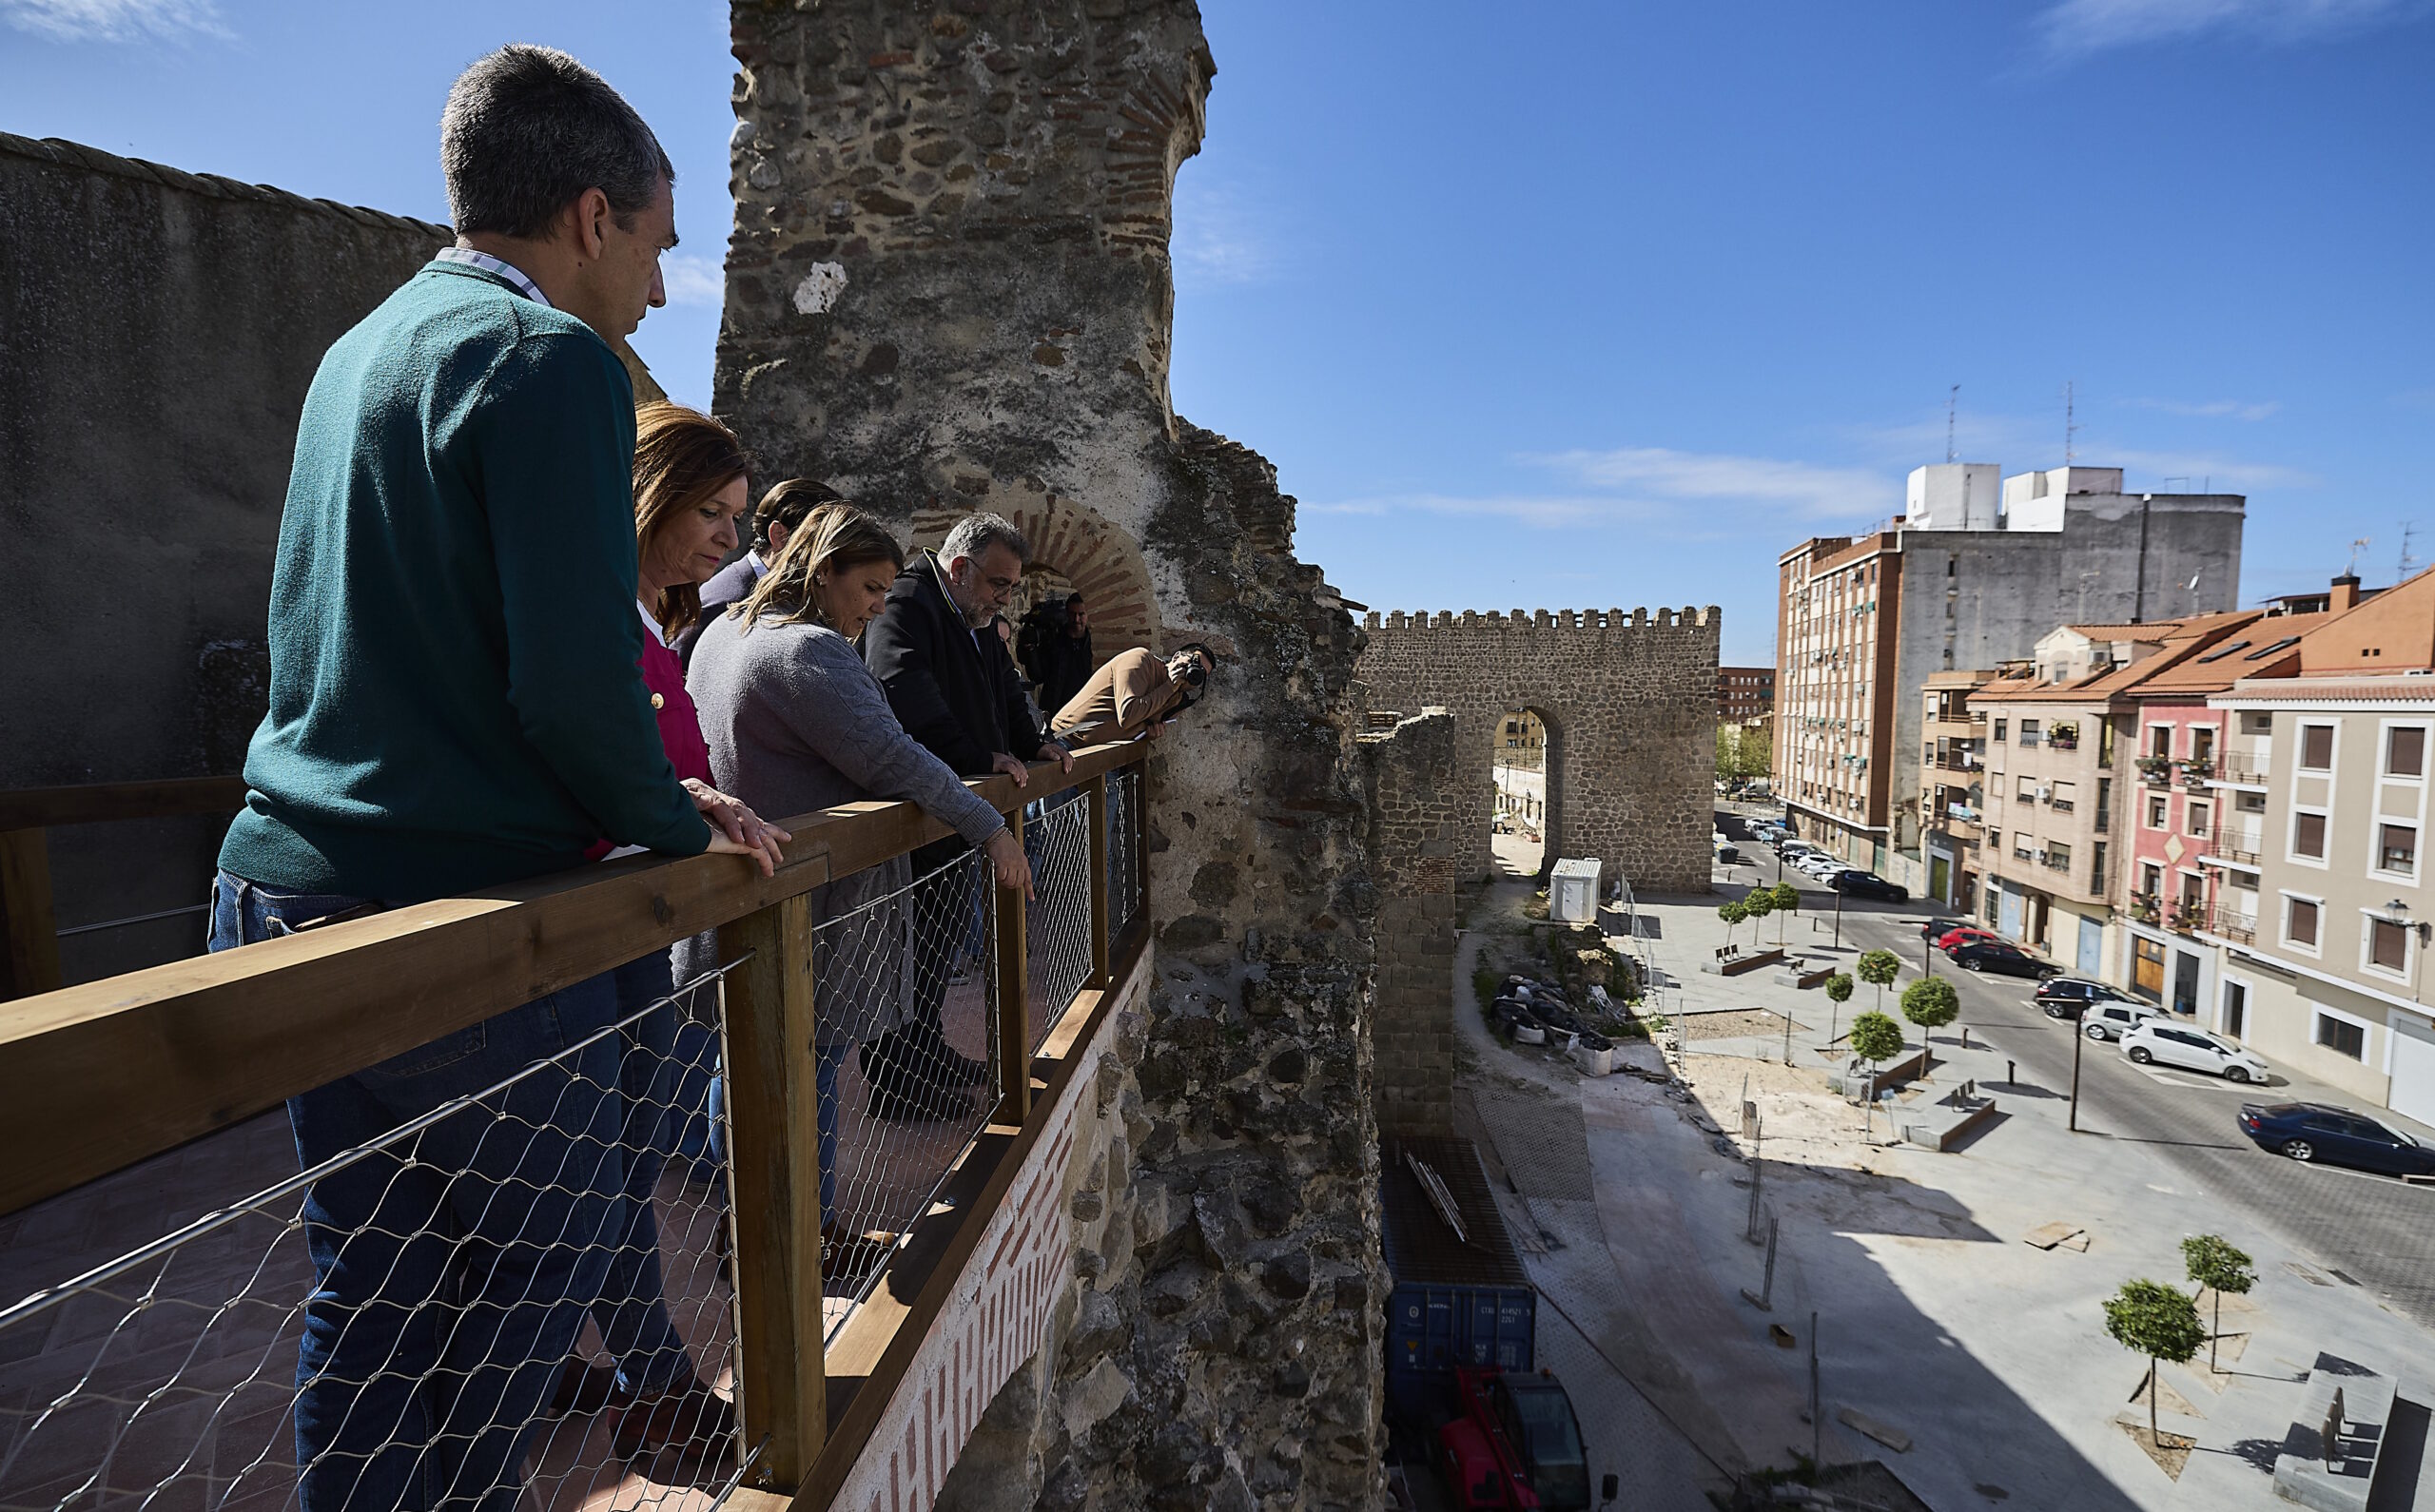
[1529,447,1891,520]
[2033,0,2418,55]
[1171,175,1277,287]
[1,0,226,42]
[2131,397,2282,421]
[660,253,725,309]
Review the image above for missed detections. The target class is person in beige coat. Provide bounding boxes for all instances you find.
[1051,644,1214,746]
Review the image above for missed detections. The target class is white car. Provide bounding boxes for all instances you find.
[2082,1000,2165,1041]
[2120,1020,2272,1083]
[1796,855,1843,877]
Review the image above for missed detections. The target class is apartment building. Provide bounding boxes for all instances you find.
[1919,669,1995,910]
[1776,464,2245,887]
[1718,666,1777,725]
[2118,594,2349,1015]
[1776,532,1902,871]
[2205,570,2435,1122]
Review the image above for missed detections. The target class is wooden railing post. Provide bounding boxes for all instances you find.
[0,829,63,1001]
[1087,775,1110,991]
[717,894,827,1491]
[993,806,1030,1120]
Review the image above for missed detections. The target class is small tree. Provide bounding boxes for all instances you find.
[1823,972,1855,1044]
[1717,899,1747,951]
[1856,948,1902,1011]
[2103,1280,2207,1441]
[2180,1234,2255,1370]
[1769,881,1802,946]
[1900,976,1960,1070]
[1847,1011,1903,1070]
[1741,887,1777,947]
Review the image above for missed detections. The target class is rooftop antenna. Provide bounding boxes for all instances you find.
[2347,537,2372,576]
[2400,521,2419,579]
[2187,571,2202,615]
[2064,379,2078,465]
[1946,383,1959,464]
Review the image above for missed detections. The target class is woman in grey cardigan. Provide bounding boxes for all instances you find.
[687,505,1031,1228]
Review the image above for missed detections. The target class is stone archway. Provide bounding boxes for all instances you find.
[911,493,1159,659]
[1355,607,1720,894]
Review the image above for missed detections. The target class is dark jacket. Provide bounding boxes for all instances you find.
[675,551,764,667]
[864,551,1044,777]
[1032,628,1095,716]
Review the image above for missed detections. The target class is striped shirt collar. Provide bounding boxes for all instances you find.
[435,246,552,307]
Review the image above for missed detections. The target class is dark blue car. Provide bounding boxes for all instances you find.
[2238,1101,2435,1177]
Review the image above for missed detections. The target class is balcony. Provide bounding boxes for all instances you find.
[2211,829,2263,866]
[2044,852,2075,874]
[2178,758,2216,788]
[2135,755,2175,785]
[0,745,1155,1512]
[2169,900,2207,935]
[2208,906,2258,944]
[2129,892,2161,924]
[2211,755,2270,786]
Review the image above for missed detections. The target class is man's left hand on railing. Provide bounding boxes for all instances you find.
[1038,740,1074,775]
[684,778,793,878]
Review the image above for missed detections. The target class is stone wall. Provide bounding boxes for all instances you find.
[1355,608,1722,895]
[1358,711,1460,1137]
[714,4,1386,1507]
[0,134,447,982]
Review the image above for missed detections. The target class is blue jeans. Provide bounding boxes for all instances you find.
[210,872,625,1512]
[596,954,694,1398]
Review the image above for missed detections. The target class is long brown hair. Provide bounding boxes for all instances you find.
[735,502,906,633]
[633,400,751,637]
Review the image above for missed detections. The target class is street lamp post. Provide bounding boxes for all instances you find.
[2068,1019,2087,1133]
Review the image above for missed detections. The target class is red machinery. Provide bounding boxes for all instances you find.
[1435,1367,1592,1510]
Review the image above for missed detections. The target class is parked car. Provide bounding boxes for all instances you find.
[1934,925,2001,952]
[1919,917,1969,943]
[1798,857,1845,880]
[2035,977,2133,1018]
[1828,870,1910,901]
[1948,940,2059,979]
[2119,1021,2271,1082]
[2081,1000,2165,1041]
[2238,1102,2435,1176]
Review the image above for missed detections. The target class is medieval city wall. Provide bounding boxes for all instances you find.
[0,134,449,980]
[1359,711,1461,1139]
[1355,607,1722,895]
[716,3,1386,1507]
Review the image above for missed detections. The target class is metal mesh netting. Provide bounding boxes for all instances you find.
[0,960,747,1512]
[806,848,999,1331]
[1023,798,1095,1056]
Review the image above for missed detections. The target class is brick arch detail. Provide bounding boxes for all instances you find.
[911,494,1159,659]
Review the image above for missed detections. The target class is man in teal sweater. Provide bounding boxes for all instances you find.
[207,46,781,1512]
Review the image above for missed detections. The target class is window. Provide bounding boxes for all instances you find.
[2242,711,2271,735]
[2146,795,2168,828]
[2186,801,2211,838]
[2287,898,2319,947]
[2190,727,2215,764]
[2381,824,2418,877]
[2300,724,2334,771]
[2315,1013,2366,1060]
[2150,726,2172,759]
[2141,863,2163,897]
[2179,872,2204,908]
[2019,719,2041,746]
[2293,811,2328,860]
[2051,780,2075,812]
[1994,719,2008,742]
[2095,776,2114,832]
[2236,791,2266,814]
[2014,831,2035,860]
[2048,840,2073,870]
[2017,776,2037,803]
[2390,727,2426,778]
[2093,841,2108,890]
[2369,917,2410,973]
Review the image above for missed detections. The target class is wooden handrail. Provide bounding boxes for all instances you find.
[0,741,1147,1217]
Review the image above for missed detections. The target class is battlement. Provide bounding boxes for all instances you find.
[1361,606,1721,632]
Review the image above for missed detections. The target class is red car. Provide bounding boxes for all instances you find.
[1934,926,2000,952]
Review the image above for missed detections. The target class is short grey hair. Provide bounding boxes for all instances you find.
[440,45,673,240]
[941,513,1028,568]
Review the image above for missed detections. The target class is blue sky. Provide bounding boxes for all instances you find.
[6,0,2430,663]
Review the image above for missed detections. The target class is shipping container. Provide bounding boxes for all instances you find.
[1380,1135,1536,1427]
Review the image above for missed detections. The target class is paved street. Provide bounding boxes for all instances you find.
[1717,810,2435,1332]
